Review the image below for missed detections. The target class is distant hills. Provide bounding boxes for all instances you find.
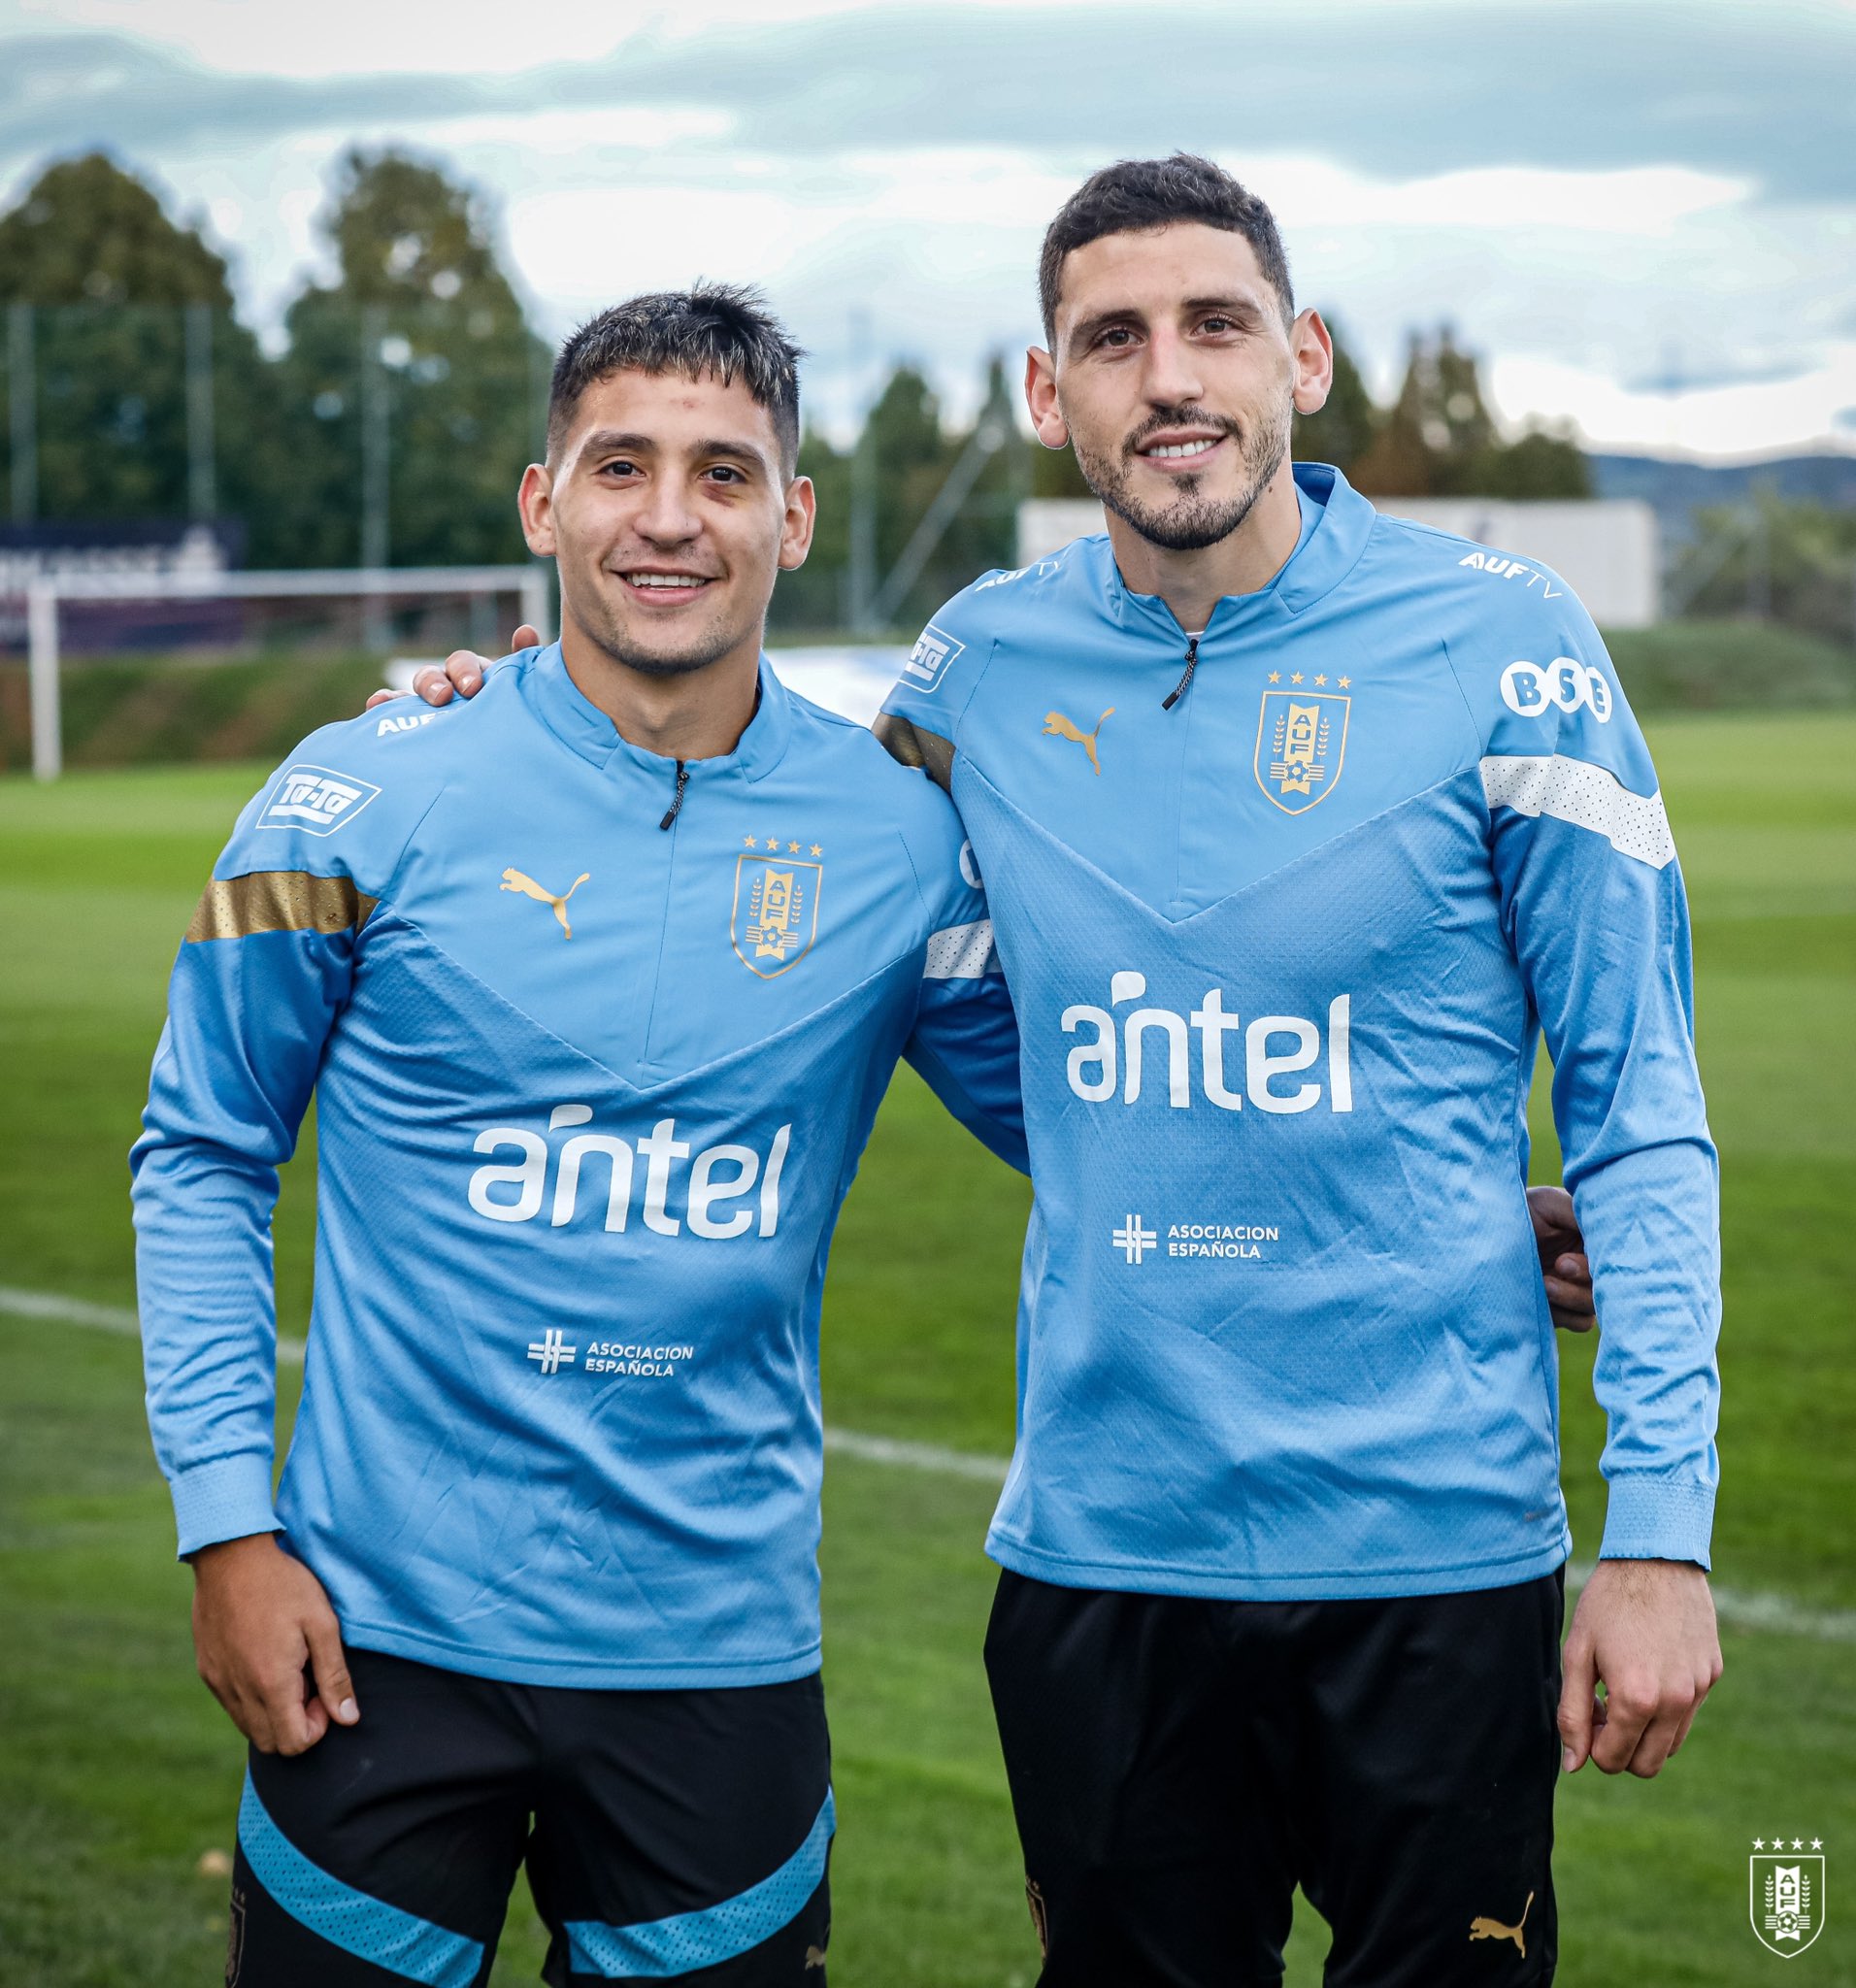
[1590,451,1856,545]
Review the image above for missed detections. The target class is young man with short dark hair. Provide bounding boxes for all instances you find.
[132,284,1025,1987]
[873,154,1722,1986]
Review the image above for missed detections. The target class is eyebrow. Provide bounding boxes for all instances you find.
[579,427,772,472]
[1067,291,1268,352]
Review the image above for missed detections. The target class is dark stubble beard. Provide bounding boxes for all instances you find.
[1072,393,1293,553]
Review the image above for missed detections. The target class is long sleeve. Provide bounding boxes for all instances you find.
[130,760,385,1556]
[1472,614,1721,1567]
[896,805,1028,1176]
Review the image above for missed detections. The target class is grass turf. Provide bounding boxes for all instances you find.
[1,711,1853,1984]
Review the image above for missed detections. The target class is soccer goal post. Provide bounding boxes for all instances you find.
[18,564,551,780]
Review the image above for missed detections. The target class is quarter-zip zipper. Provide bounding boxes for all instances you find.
[1161,633,1200,712]
[658,758,689,830]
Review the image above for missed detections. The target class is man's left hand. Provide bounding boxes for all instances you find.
[1558,1558,1723,1777]
[1528,1184,1595,1333]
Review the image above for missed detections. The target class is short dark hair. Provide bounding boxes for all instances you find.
[547,283,804,476]
[1038,154,1294,341]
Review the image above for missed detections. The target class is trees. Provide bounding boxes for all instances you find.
[1347,326,1589,499]
[0,152,268,529]
[265,149,548,570]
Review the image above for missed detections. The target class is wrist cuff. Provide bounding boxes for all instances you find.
[170,1452,279,1559]
[1599,1474,1715,1569]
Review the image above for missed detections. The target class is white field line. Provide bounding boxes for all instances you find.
[8,1285,1852,1646]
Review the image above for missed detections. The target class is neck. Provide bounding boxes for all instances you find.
[1105,456,1304,633]
[558,614,763,761]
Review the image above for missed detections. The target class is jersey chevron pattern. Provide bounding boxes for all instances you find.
[133,645,1024,1688]
[878,463,1719,1602]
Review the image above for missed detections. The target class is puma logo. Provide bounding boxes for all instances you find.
[1469,1891,1534,1958]
[1043,707,1114,776]
[500,867,590,940]
[804,1945,827,1970]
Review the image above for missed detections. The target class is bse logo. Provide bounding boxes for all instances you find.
[1500,657,1613,723]
[901,623,963,694]
[258,763,381,836]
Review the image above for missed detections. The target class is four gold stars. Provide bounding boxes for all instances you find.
[741,834,826,856]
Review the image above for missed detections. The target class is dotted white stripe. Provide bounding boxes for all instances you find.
[923,917,998,978]
[1479,754,1676,870]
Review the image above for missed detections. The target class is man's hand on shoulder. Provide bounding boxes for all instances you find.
[363,622,540,712]
[1527,1183,1595,1332]
[190,1533,360,1756]
[1558,1558,1722,1778]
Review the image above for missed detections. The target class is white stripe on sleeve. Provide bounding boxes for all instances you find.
[923,917,999,979]
[1479,754,1676,870]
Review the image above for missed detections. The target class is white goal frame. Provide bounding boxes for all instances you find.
[17,564,551,779]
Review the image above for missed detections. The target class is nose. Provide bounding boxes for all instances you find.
[1141,325,1205,414]
[634,475,702,548]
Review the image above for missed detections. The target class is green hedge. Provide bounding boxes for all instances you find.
[3,619,1852,774]
[0,651,391,775]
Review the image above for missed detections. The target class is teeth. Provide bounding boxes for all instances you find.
[627,574,709,588]
[1144,439,1218,459]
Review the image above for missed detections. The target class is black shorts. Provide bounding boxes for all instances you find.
[984,1567,1564,1988]
[226,1648,833,1987]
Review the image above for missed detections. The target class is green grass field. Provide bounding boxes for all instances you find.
[2,712,1853,1986]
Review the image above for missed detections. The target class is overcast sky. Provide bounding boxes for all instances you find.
[3,0,1852,459]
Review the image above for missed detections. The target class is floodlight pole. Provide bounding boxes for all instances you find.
[184,304,216,522]
[518,567,551,643]
[9,304,36,524]
[27,581,60,780]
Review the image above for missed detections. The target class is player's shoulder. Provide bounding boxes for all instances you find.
[903,536,1108,692]
[784,683,962,837]
[221,655,532,876]
[1364,511,1597,649]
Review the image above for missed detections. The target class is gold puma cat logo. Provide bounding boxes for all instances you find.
[500,867,590,940]
[804,1945,827,1970]
[1043,707,1114,776]
[1468,1891,1534,1958]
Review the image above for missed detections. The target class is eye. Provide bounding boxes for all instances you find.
[706,464,746,484]
[1198,315,1236,336]
[599,457,641,479]
[1095,326,1138,350]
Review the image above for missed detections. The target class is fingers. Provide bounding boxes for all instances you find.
[1556,1627,1598,1773]
[364,687,406,710]
[1526,1183,1576,1240]
[414,665,456,707]
[513,623,541,648]
[1588,1674,1656,1774]
[444,651,484,696]
[303,1607,361,1733]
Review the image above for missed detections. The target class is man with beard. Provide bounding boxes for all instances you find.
[385,176,1616,1981]
[869,155,1722,1986]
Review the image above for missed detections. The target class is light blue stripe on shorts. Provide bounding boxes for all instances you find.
[237,1770,484,1988]
[566,1787,835,1978]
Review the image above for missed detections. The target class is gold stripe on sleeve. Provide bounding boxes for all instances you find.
[185,872,380,944]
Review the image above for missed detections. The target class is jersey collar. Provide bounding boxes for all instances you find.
[524,639,794,784]
[1099,460,1375,637]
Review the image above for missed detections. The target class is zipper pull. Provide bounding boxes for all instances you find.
[1162,634,1199,712]
[658,759,689,831]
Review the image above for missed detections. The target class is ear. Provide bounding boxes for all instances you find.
[778,473,816,572]
[1291,309,1335,417]
[1025,346,1069,449]
[518,462,557,558]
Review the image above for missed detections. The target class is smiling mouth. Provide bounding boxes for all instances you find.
[619,571,715,599]
[1137,436,1224,463]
